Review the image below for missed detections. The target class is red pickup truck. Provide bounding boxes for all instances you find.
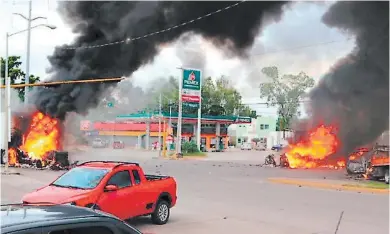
[22,161,177,225]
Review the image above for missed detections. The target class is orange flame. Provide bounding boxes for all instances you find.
[8,148,18,166]
[286,125,345,169]
[19,111,61,160]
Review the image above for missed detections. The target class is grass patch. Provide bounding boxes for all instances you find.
[342,181,389,190]
[183,152,207,157]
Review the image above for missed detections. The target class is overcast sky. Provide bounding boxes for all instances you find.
[0,0,355,117]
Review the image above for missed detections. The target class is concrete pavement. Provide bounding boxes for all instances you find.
[1,149,389,234]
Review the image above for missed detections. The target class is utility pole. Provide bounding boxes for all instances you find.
[0,56,3,154]
[158,93,162,157]
[24,0,32,104]
[168,99,172,128]
[4,33,10,172]
[176,67,183,156]
[196,96,202,151]
[12,0,52,104]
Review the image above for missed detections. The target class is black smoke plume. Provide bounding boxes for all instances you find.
[33,1,288,120]
[306,2,389,156]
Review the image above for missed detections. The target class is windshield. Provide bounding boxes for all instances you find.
[52,167,109,189]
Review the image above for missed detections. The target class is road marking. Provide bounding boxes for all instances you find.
[267,177,389,195]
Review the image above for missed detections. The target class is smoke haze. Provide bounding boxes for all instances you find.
[306,1,389,155]
[33,1,288,120]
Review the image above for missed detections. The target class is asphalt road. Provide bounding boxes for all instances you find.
[1,149,389,234]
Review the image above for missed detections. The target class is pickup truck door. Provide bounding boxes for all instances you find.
[97,170,138,220]
[130,169,151,215]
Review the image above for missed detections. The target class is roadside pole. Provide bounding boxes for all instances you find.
[196,93,202,151]
[4,33,9,172]
[176,67,183,156]
[158,93,162,157]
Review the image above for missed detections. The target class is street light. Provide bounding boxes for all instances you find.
[3,23,56,172]
[13,0,57,105]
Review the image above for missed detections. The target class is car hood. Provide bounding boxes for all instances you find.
[22,185,92,204]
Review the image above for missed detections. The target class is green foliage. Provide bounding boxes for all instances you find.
[153,75,255,117]
[0,56,40,102]
[260,66,314,129]
[181,141,199,153]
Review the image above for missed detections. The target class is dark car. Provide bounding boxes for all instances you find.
[1,203,142,234]
[271,144,284,151]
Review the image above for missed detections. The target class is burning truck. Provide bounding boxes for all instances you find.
[277,124,389,184]
[1,111,71,170]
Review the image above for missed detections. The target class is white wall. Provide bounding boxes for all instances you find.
[265,131,294,149]
[0,112,3,149]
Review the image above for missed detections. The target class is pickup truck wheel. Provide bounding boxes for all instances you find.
[385,169,389,184]
[151,200,170,225]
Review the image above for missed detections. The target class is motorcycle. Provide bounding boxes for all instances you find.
[264,154,277,167]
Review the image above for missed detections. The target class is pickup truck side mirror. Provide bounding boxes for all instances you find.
[104,185,118,192]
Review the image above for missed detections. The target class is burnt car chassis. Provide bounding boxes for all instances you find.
[1,149,73,171]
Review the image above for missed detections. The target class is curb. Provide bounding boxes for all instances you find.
[268,178,389,195]
[181,156,207,160]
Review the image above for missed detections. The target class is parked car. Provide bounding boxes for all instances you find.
[1,203,142,234]
[271,144,284,151]
[22,161,178,225]
[113,140,125,149]
[254,143,266,151]
[241,142,252,151]
[91,138,108,148]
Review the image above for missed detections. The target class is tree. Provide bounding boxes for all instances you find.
[154,76,255,117]
[259,66,315,137]
[1,56,40,102]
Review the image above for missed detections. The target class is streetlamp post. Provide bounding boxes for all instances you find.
[3,23,56,172]
[13,0,52,104]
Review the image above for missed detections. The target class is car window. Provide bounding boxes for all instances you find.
[132,170,141,185]
[107,171,132,188]
[52,167,109,189]
[48,226,113,234]
[7,230,41,234]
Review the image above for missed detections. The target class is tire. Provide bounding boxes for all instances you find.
[151,200,170,225]
[385,168,389,184]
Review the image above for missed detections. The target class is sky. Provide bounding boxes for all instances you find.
[0,0,355,118]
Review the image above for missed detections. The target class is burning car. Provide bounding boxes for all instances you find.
[2,111,70,170]
[284,125,346,169]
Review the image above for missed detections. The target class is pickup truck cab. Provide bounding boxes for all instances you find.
[22,161,177,225]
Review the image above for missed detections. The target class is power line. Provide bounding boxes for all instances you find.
[63,1,247,50]
[242,100,311,106]
[250,38,353,57]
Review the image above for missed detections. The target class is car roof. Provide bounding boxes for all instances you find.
[1,204,116,229]
[77,161,140,170]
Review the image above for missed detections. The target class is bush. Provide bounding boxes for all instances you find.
[182,141,199,153]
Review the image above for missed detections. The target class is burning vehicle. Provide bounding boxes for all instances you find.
[1,111,71,170]
[277,124,389,184]
[282,125,346,170]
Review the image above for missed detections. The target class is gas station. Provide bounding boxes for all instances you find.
[115,111,252,152]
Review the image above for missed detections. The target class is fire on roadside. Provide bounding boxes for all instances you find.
[285,124,346,169]
[8,111,61,165]
[8,148,18,166]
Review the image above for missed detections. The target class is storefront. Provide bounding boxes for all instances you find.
[80,112,251,151]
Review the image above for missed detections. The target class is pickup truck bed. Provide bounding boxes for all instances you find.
[145,174,170,181]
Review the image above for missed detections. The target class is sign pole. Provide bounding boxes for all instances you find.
[176,67,183,156]
[158,93,162,157]
[197,80,202,151]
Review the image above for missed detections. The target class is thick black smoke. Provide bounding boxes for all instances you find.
[33,1,288,120]
[306,2,389,156]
